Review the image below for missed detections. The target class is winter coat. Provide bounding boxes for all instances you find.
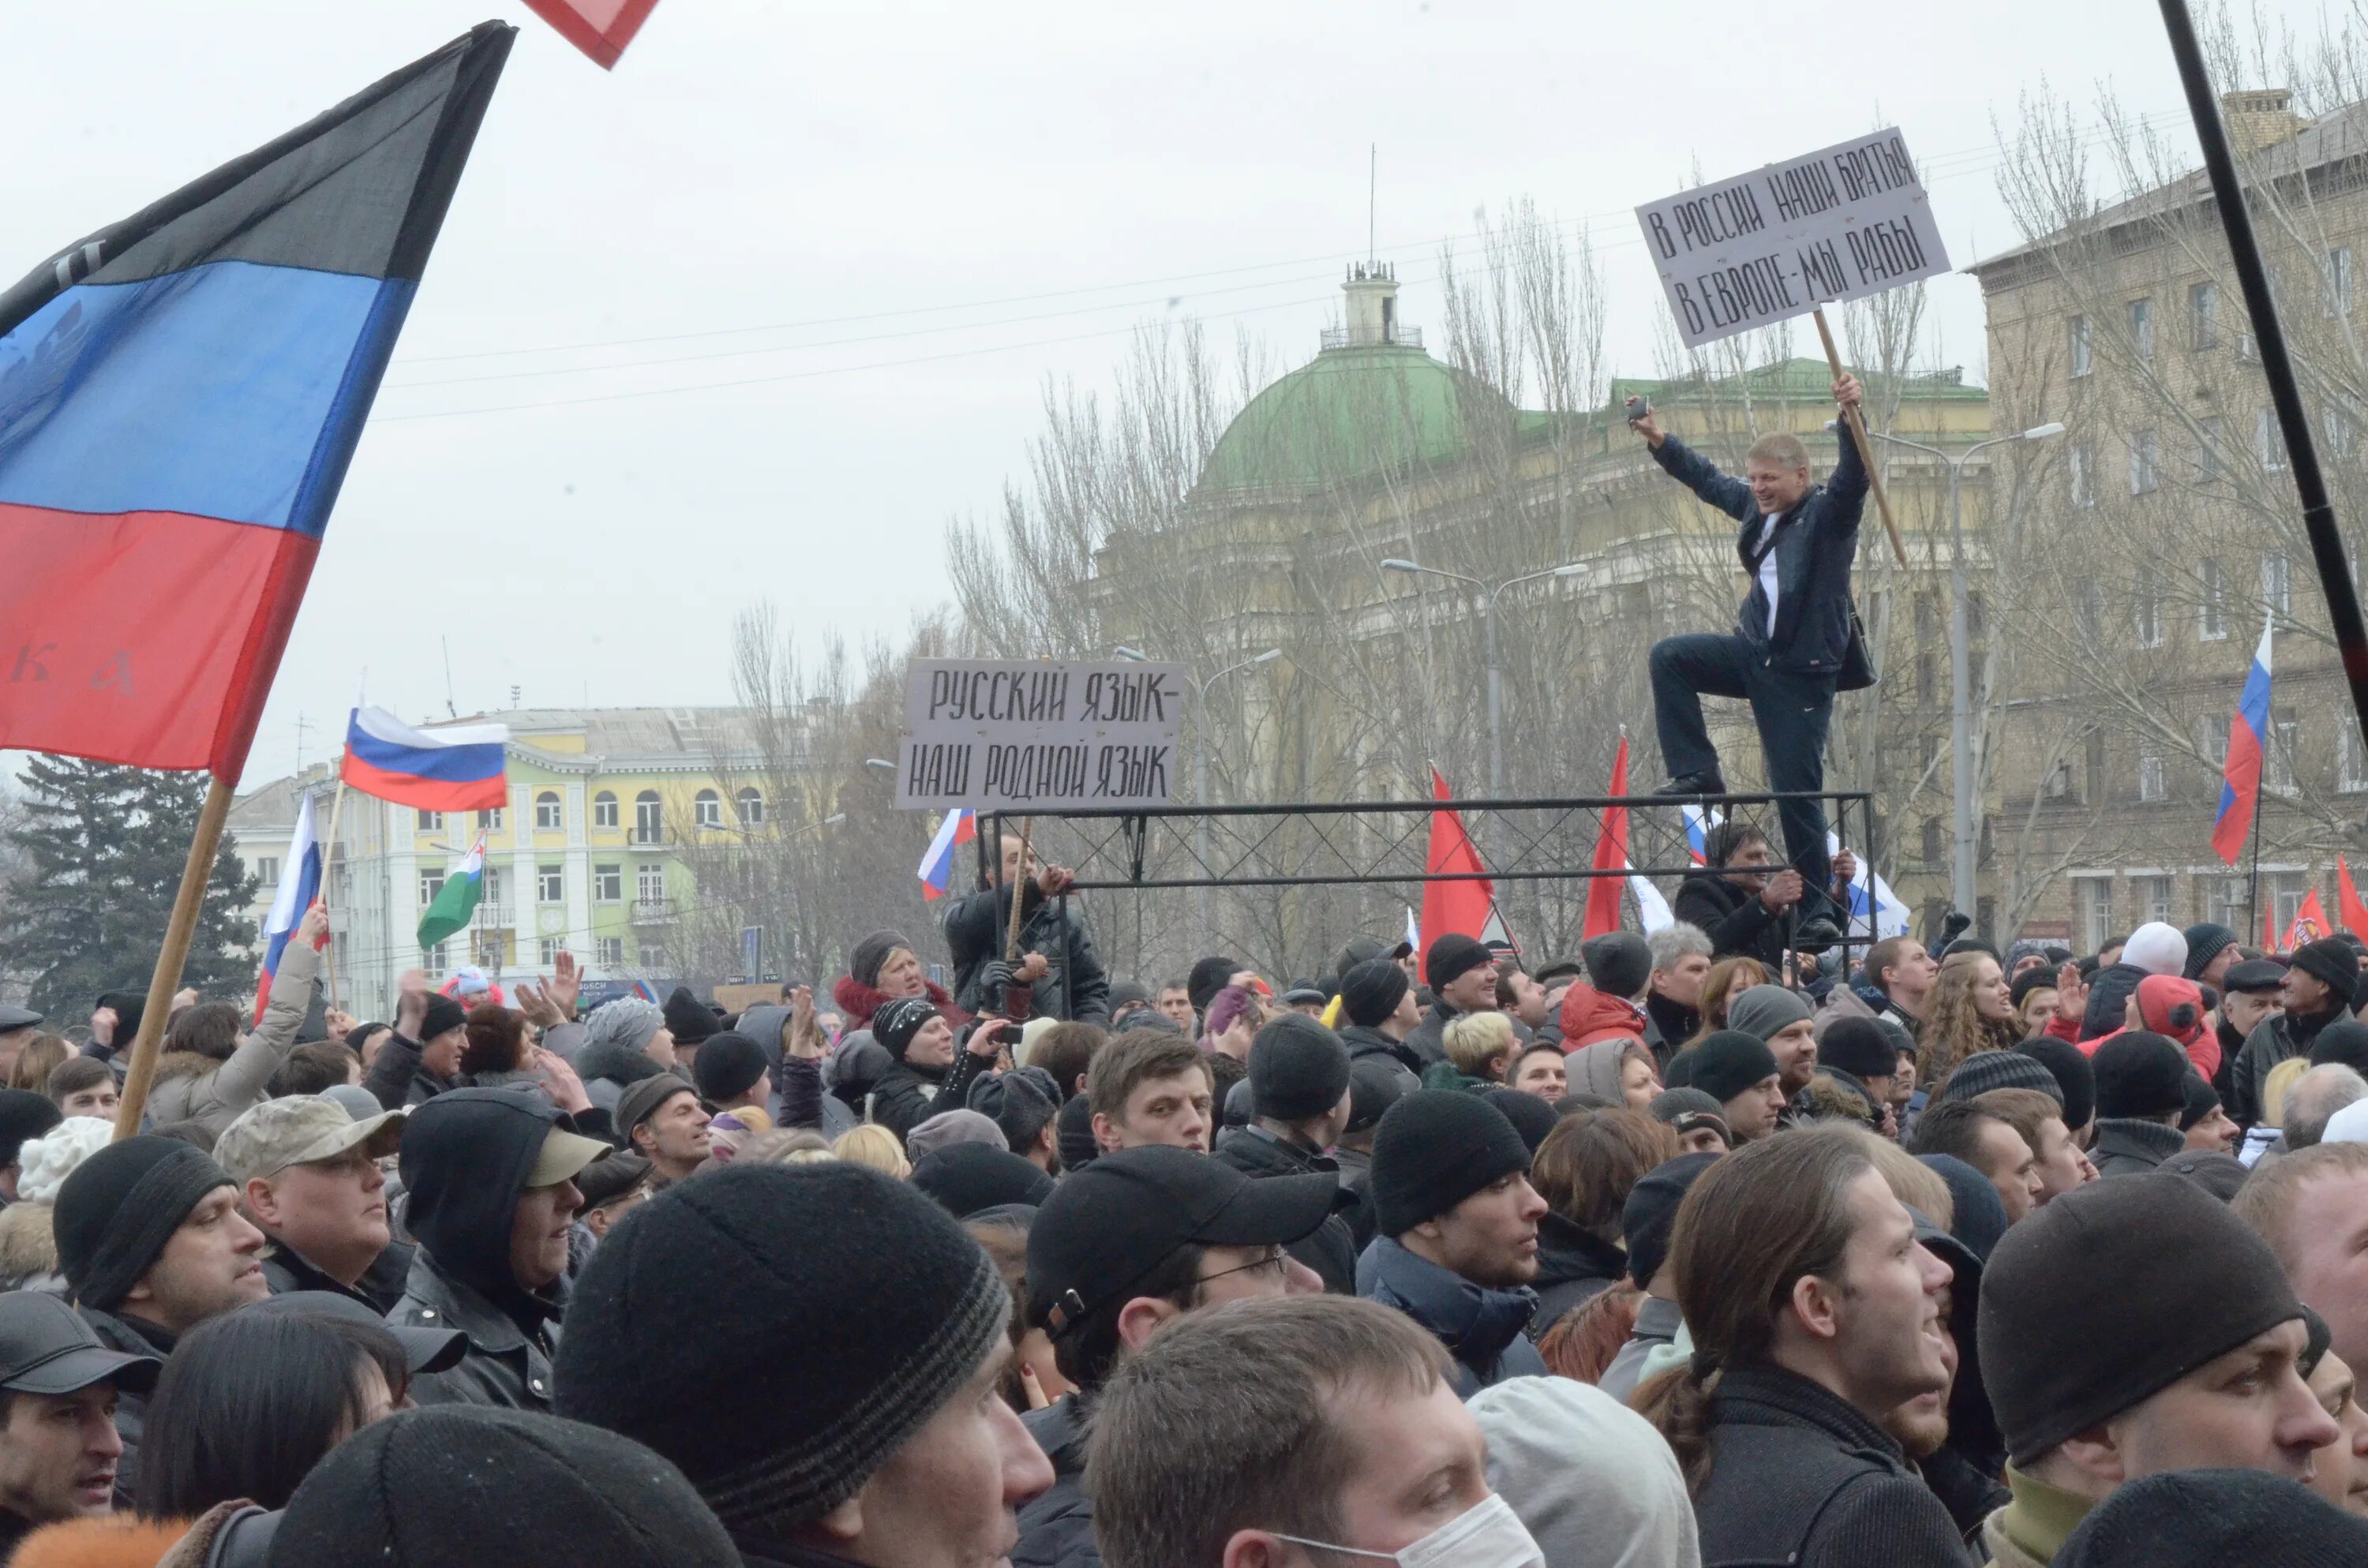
[391,1092,577,1413]
[260,1237,414,1317]
[1673,869,1786,969]
[77,1308,170,1509]
[1650,427,1868,677]
[829,975,961,1034]
[1355,1237,1546,1397]
[1336,1024,1424,1098]
[1014,1397,1097,1568]
[144,942,319,1135]
[942,884,1111,1025]
[2230,1005,2345,1127]
[1642,992,1699,1067]
[9,1503,276,1568]
[1402,1001,1464,1068]
[361,1031,455,1112]
[1211,1125,1357,1295]
[1688,1363,1974,1568]
[2089,1117,2184,1177]
[1527,1211,1627,1336]
[1598,1293,1683,1402]
[1812,981,1917,1043]
[2074,962,2149,1042]
[868,1048,994,1144]
[0,1199,62,1294]
[1557,984,1649,1050]
[1921,1444,2011,1553]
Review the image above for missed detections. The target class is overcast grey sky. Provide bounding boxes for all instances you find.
[6,1,2336,786]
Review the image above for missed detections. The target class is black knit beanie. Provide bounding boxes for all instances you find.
[554,1162,1008,1535]
[2313,1020,2368,1072]
[2179,1070,2223,1131]
[1424,934,1490,993]
[2056,1469,2368,1568]
[1580,930,1653,1001]
[268,1405,740,1568]
[1056,1091,1100,1171]
[418,994,466,1042]
[909,1143,1055,1218]
[1249,1014,1351,1121]
[1478,1085,1560,1154]
[1338,959,1411,1029]
[1186,956,1241,1015]
[690,1032,769,1103]
[2182,923,2239,982]
[849,930,912,990]
[873,996,939,1061]
[2291,938,2359,1004]
[1818,1017,1897,1083]
[2092,1032,2190,1120]
[1978,1174,2302,1466]
[54,1136,232,1313]
[2016,1037,2097,1132]
[0,1091,62,1172]
[1684,1031,1782,1106]
[1343,1057,1407,1135]
[1622,1152,1721,1290]
[1368,1090,1531,1237]
[664,986,719,1048]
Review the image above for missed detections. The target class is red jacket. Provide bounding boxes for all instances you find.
[2081,975,2220,1082]
[1558,984,1649,1050]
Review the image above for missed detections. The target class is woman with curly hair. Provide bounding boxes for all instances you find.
[1917,949,2020,1095]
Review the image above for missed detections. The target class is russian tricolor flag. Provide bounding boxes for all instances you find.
[0,28,511,780]
[342,705,509,813]
[2213,612,2276,866]
[255,791,325,1022]
[919,809,976,900]
[1681,804,1714,866]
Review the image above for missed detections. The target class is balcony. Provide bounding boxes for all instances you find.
[631,898,676,925]
[628,829,669,851]
[1319,325,1422,351]
[474,904,515,930]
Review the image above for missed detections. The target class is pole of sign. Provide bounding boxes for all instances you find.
[1004,816,1035,964]
[320,770,349,1014]
[114,776,237,1139]
[1811,307,1907,567]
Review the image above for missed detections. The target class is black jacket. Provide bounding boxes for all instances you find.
[2230,1005,2344,1127]
[261,1237,416,1316]
[1337,1024,1425,1096]
[942,883,1111,1024]
[1690,1363,1973,1568]
[2089,1117,2185,1177]
[77,1307,170,1509]
[1014,1396,1096,1568]
[1673,870,1786,968]
[1356,1237,1546,1397]
[1651,428,1868,676]
[869,1047,995,1143]
[1526,1211,1627,1337]
[1402,1002,1465,1069]
[1211,1125,1357,1295]
[1643,991,1700,1068]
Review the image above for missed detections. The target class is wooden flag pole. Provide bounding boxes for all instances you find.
[1003,817,1036,964]
[320,773,349,1015]
[1812,306,1907,567]
[114,775,237,1140]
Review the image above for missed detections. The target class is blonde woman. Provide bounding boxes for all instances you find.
[1917,950,2021,1096]
[831,1123,911,1179]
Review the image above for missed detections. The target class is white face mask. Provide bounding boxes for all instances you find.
[1269,1492,1544,1568]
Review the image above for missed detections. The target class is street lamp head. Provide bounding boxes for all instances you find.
[864,758,895,772]
[822,812,848,827]
[1113,646,1149,661]
[1251,648,1283,664]
[1552,563,1586,578]
[1381,559,1420,574]
[2021,421,2066,441]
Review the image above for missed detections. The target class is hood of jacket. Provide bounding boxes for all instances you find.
[399,1089,571,1301]
[1565,1038,1640,1101]
[1531,1209,1625,1292]
[2078,962,2149,1042]
[1558,986,1647,1051]
[737,1005,792,1067]
[1357,1237,1538,1370]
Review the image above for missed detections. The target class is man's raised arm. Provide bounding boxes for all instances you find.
[1632,401,1755,522]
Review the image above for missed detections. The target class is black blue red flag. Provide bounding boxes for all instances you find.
[0,23,513,780]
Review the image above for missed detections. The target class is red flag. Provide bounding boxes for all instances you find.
[1583,737,1631,941]
[2340,857,2368,944]
[523,0,659,67]
[2284,888,2331,950]
[1421,769,1495,972]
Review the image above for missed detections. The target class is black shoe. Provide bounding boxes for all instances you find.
[1654,771,1727,797]
[1792,918,1844,953]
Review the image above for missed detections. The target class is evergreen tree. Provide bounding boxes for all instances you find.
[0,758,257,1017]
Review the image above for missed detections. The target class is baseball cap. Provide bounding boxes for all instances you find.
[0,1292,159,1396]
[246,1290,466,1377]
[1026,1145,1337,1337]
[529,1124,615,1188]
[215,1097,407,1185]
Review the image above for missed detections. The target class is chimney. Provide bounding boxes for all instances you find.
[2222,88,2302,158]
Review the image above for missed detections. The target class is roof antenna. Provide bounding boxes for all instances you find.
[1368,143,1377,268]
[441,636,459,719]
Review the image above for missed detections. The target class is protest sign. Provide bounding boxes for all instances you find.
[896,659,1186,810]
[1635,129,1950,351]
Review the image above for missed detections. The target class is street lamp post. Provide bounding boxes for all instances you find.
[1868,421,2064,924]
[1381,559,1586,795]
[1115,645,1282,943]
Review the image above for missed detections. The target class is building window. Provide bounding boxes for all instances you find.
[736,787,764,826]
[2129,297,2153,359]
[2266,709,2299,792]
[477,807,503,831]
[2271,870,2313,939]
[2078,582,2104,642]
[2191,280,2219,348]
[418,870,445,906]
[2263,553,2292,616]
[594,864,621,902]
[634,791,662,843]
[2138,749,2168,803]
[2135,582,2163,648]
[2329,246,2355,316]
[2044,758,2075,800]
[593,791,619,829]
[2077,877,2114,955]
[2070,314,2093,377]
[256,855,280,888]
[639,945,666,971]
[2197,417,2224,481]
[423,941,448,976]
[637,864,666,903]
[2342,726,2367,794]
[596,937,624,969]
[2209,876,2250,931]
[694,789,723,830]
[2070,442,2096,509]
[2129,428,2159,495]
[2258,407,2287,471]
[538,864,564,904]
[538,937,562,966]
[535,791,562,830]
[1920,818,1943,863]
[416,810,443,831]
[2133,874,2174,924]
[2199,558,2227,641]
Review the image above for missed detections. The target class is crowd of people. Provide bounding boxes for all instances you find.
[0,825,2361,1566]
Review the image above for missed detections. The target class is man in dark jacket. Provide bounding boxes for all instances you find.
[1212,1016,1358,1294]
[943,834,1111,1024]
[1672,821,1853,968]
[2231,938,2357,1125]
[1355,1090,1548,1395]
[1635,375,1869,942]
[216,1095,413,1314]
[392,1088,612,1413]
[1401,934,1499,1068]
[1642,923,1712,1064]
[2086,1035,2193,1177]
[1332,959,1425,1097]
[0,1293,159,1555]
[1014,1147,1333,1568]
[362,972,466,1111]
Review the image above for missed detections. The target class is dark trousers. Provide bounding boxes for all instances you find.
[1650,631,1838,911]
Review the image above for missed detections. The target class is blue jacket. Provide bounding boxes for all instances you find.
[1356,1237,1546,1397]
[1651,428,1868,676]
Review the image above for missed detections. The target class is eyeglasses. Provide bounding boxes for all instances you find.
[1197,1248,1291,1288]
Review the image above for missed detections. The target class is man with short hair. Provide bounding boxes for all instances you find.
[1015,1147,1332,1568]
[1642,923,1713,1065]
[1974,1087,2094,1205]
[2214,959,2285,1102]
[556,1160,1055,1568]
[943,832,1111,1024]
[1153,985,1193,1031]
[1212,1016,1358,1296]
[1910,1099,2044,1224]
[1673,823,1809,969]
[2232,939,2358,1126]
[1977,1173,2341,1565]
[44,1060,116,1121]
[52,1136,269,1503]
[1402,935,1499,1068]
[1493,968,1549,1042]
[1332,960,1424,1098]
[215,1095,410,1312]
[1727,984,1818,1102]
[1675,1030,1788,1144]
[2281,1064,2368,1152]
[1355,1090,1548,1394]
[2088,1035,2194,1177]
[615,1074,712,1188]
[0,1293,159,1553]
[365,968,469,1111]
[1088,1295,1532,1568]
[2235,1141,2368,1379]
[1087,1033,1212,1154]
[2184,922,2242,991]
[1815,934,1939,1041]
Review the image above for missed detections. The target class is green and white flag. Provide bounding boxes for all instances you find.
[418,833,486,949]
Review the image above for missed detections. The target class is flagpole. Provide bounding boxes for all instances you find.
[2247,780,2266,950]
[320,772,349,1014]
[114,775,236,1140]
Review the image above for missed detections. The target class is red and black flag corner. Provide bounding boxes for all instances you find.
[0,23,514,784]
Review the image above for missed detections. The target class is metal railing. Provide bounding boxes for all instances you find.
[1319,325,1422,350]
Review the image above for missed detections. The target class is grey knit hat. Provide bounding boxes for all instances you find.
[1934,1049,2063,1106]
[1725,985,1812,1042]
[583,997,664,1057]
